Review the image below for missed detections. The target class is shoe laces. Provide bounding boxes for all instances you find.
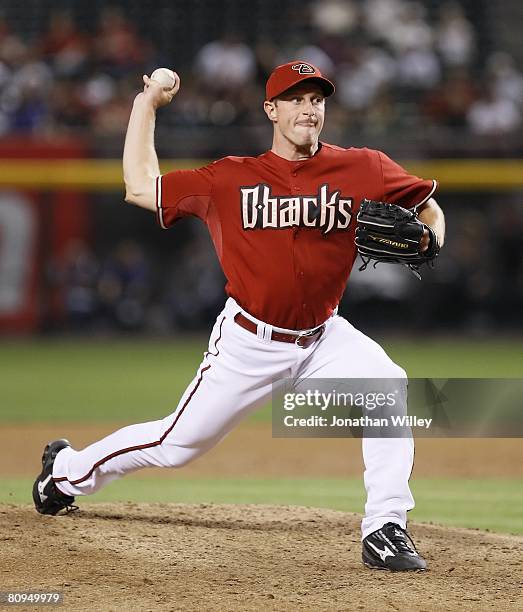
[382,523,418,554]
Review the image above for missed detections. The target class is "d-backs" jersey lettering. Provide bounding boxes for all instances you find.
[240,183,353,234]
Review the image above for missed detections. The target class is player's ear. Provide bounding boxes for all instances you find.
[264,99,278,122]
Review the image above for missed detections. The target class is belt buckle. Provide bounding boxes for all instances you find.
[295,325,323,348]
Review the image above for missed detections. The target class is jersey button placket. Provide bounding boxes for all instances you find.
[291,167,305,312]
[290,168,300,234]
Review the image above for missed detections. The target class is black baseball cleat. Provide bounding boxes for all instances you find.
[362,522,427,571]
[32,439,77,515]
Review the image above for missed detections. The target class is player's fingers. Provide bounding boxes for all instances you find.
[420,228,430,252]
[169,72,181,95]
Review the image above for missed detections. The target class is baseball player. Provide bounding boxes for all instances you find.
[33,61,445,572]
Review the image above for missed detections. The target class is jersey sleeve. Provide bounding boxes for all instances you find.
[378,151,437,209]
[156,162,215,229]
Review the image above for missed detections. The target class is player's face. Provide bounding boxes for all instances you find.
[266,84,325,148]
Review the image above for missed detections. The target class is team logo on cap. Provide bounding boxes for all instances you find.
[291,63,315,75]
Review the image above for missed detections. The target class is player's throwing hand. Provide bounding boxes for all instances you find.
[141,71,180,109]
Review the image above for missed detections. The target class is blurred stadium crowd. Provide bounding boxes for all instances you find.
[0,0,522,154]
[1,0,522,335]
[44,230,225,334]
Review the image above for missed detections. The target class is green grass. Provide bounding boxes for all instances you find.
[3,476,521,535]
[385,339,523,378]
[0,339,203,423]
[2,338,523,423]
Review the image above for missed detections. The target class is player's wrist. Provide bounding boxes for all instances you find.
[133,92,157,112]
[421,224,439,257]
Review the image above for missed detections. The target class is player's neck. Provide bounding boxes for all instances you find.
[271,137,319,161]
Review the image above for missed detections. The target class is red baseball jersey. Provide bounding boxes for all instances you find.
[156,143,437,329]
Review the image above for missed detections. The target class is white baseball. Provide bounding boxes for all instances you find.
[150,68,177,89]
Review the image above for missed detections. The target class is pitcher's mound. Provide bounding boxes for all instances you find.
[1,503,521,611]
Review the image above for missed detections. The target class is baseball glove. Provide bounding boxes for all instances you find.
[355,198,440,279]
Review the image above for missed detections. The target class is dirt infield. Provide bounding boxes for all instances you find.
[1,503,522,611]
[2,424,522,610]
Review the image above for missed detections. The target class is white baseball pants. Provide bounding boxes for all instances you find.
[53,297,415,539]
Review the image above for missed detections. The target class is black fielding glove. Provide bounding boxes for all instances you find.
[355,198,440,279]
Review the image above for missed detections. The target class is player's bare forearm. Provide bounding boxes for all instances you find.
[417,198,445,247]
[123,94,160,211]
[123,72,180,211]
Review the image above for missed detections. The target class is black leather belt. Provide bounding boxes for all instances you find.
[234,313,325,348]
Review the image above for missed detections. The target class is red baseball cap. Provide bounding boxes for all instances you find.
[265,61,335,101]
